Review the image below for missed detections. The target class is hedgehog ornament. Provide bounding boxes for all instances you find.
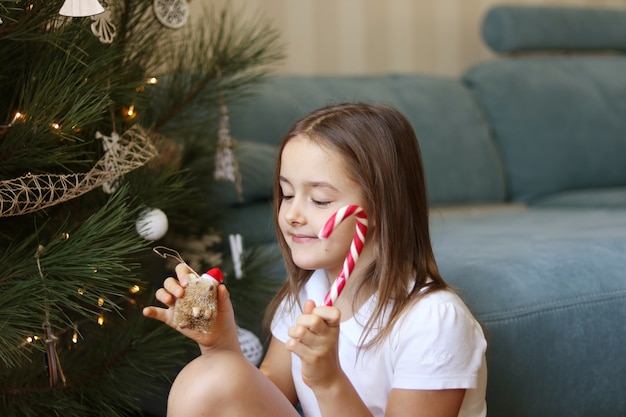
[173,268,224,333]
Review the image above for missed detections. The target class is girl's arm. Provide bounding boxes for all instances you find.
[385,388,465,417]
[259,337,299,406]
[286,300,375,417]
[286,300,467,417]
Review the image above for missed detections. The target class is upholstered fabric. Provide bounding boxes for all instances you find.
[463,56,626,202]
[482,5,626,53]
[431,208,626,417]
[530,187,626,208]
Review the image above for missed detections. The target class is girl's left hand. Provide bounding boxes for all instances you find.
[286,300,343,390]
[143,263,241,354]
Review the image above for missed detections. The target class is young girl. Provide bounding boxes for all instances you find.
[143,103,487,417]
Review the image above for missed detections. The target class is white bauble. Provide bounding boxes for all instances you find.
[136,208,169,241]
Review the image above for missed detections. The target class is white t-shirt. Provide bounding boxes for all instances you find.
[271,269,487,417]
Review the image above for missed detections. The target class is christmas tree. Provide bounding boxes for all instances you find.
[0,1,283,415]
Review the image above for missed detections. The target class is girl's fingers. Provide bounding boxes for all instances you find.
[142,305,169,324]
[311,306,341,327]
[175,263,194,286]
[154,288,174,306]
[163,276,185,298]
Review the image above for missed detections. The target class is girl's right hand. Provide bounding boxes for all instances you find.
[143,263,242,354]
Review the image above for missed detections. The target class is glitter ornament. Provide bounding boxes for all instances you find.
[214,98,242,200]
[136,208,169,241]
[153,0,189,29]
[237,326,263,366]
[95,130,121,194]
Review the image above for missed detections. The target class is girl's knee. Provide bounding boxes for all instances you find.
[168,351,252,416]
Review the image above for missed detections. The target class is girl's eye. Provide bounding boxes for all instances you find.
[313,199,331,207]
[281,195,294,201]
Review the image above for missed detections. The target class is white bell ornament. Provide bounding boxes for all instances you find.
[59,0,105,17]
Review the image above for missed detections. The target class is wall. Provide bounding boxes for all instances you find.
[191,0,626,76]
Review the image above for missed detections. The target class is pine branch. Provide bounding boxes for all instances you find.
[150,5,284,134]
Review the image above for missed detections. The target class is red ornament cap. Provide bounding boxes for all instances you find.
[200,268,224,284]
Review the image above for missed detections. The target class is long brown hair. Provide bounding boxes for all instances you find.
[263,102,448,349]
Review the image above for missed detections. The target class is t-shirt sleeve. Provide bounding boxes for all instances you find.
[392,292,487,390]
[271,298,300,344]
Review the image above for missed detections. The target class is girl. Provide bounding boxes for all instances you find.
[144,103,487,417]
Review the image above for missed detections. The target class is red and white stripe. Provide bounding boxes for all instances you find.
[318,205,368,306]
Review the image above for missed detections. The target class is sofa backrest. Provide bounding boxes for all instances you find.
[229,74,506,207]
[463,5,626,202]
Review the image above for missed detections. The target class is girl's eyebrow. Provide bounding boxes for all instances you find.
[304,181,339,192]
[278,176,339,192]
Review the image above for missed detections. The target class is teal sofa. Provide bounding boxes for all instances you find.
[208,5,626,417]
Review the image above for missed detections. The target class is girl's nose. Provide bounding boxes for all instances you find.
[284,201,306,226]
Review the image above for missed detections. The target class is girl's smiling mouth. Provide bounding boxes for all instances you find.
[289,233,318,244]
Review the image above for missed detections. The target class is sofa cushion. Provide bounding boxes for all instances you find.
[529,186,626,208]
[482,5,626,53]
[464,56,626,202]
[430,208,626,417]
[230,74,506,206]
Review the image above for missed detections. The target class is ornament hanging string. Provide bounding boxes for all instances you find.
[35,245,67,388]
[153,246,200,278]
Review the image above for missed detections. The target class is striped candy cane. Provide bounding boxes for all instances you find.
[318,205,368,306]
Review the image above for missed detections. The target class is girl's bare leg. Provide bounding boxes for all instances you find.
[167,349,300,417]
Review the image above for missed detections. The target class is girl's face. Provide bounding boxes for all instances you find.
[278,134,368,280]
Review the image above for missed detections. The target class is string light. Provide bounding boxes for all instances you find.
[97,315,105,326]
[97,297,105,307]
[129,285,141,294]
[77,288,85,295]
[60,232,70,240]
[11,111,25,125]
[122,105,136,119]
[72,331,78,344]
[147,77,158,84]
[51,122,60,130]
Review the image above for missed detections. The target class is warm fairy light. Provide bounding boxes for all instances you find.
[51,122,60,130]
[97,297,105,307]
[60,232,70,239]
[97,315,105,326]
[24,335,41,344]
[147,77,158,84]
[123,105,136,119]
[72,331,78,344]
[11,111,25,125]
[77,288,85,295]
[129,285,141,294]
[93,268,98,273]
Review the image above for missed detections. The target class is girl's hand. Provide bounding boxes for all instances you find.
[143,263,241,354]
[286,300,343,390]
